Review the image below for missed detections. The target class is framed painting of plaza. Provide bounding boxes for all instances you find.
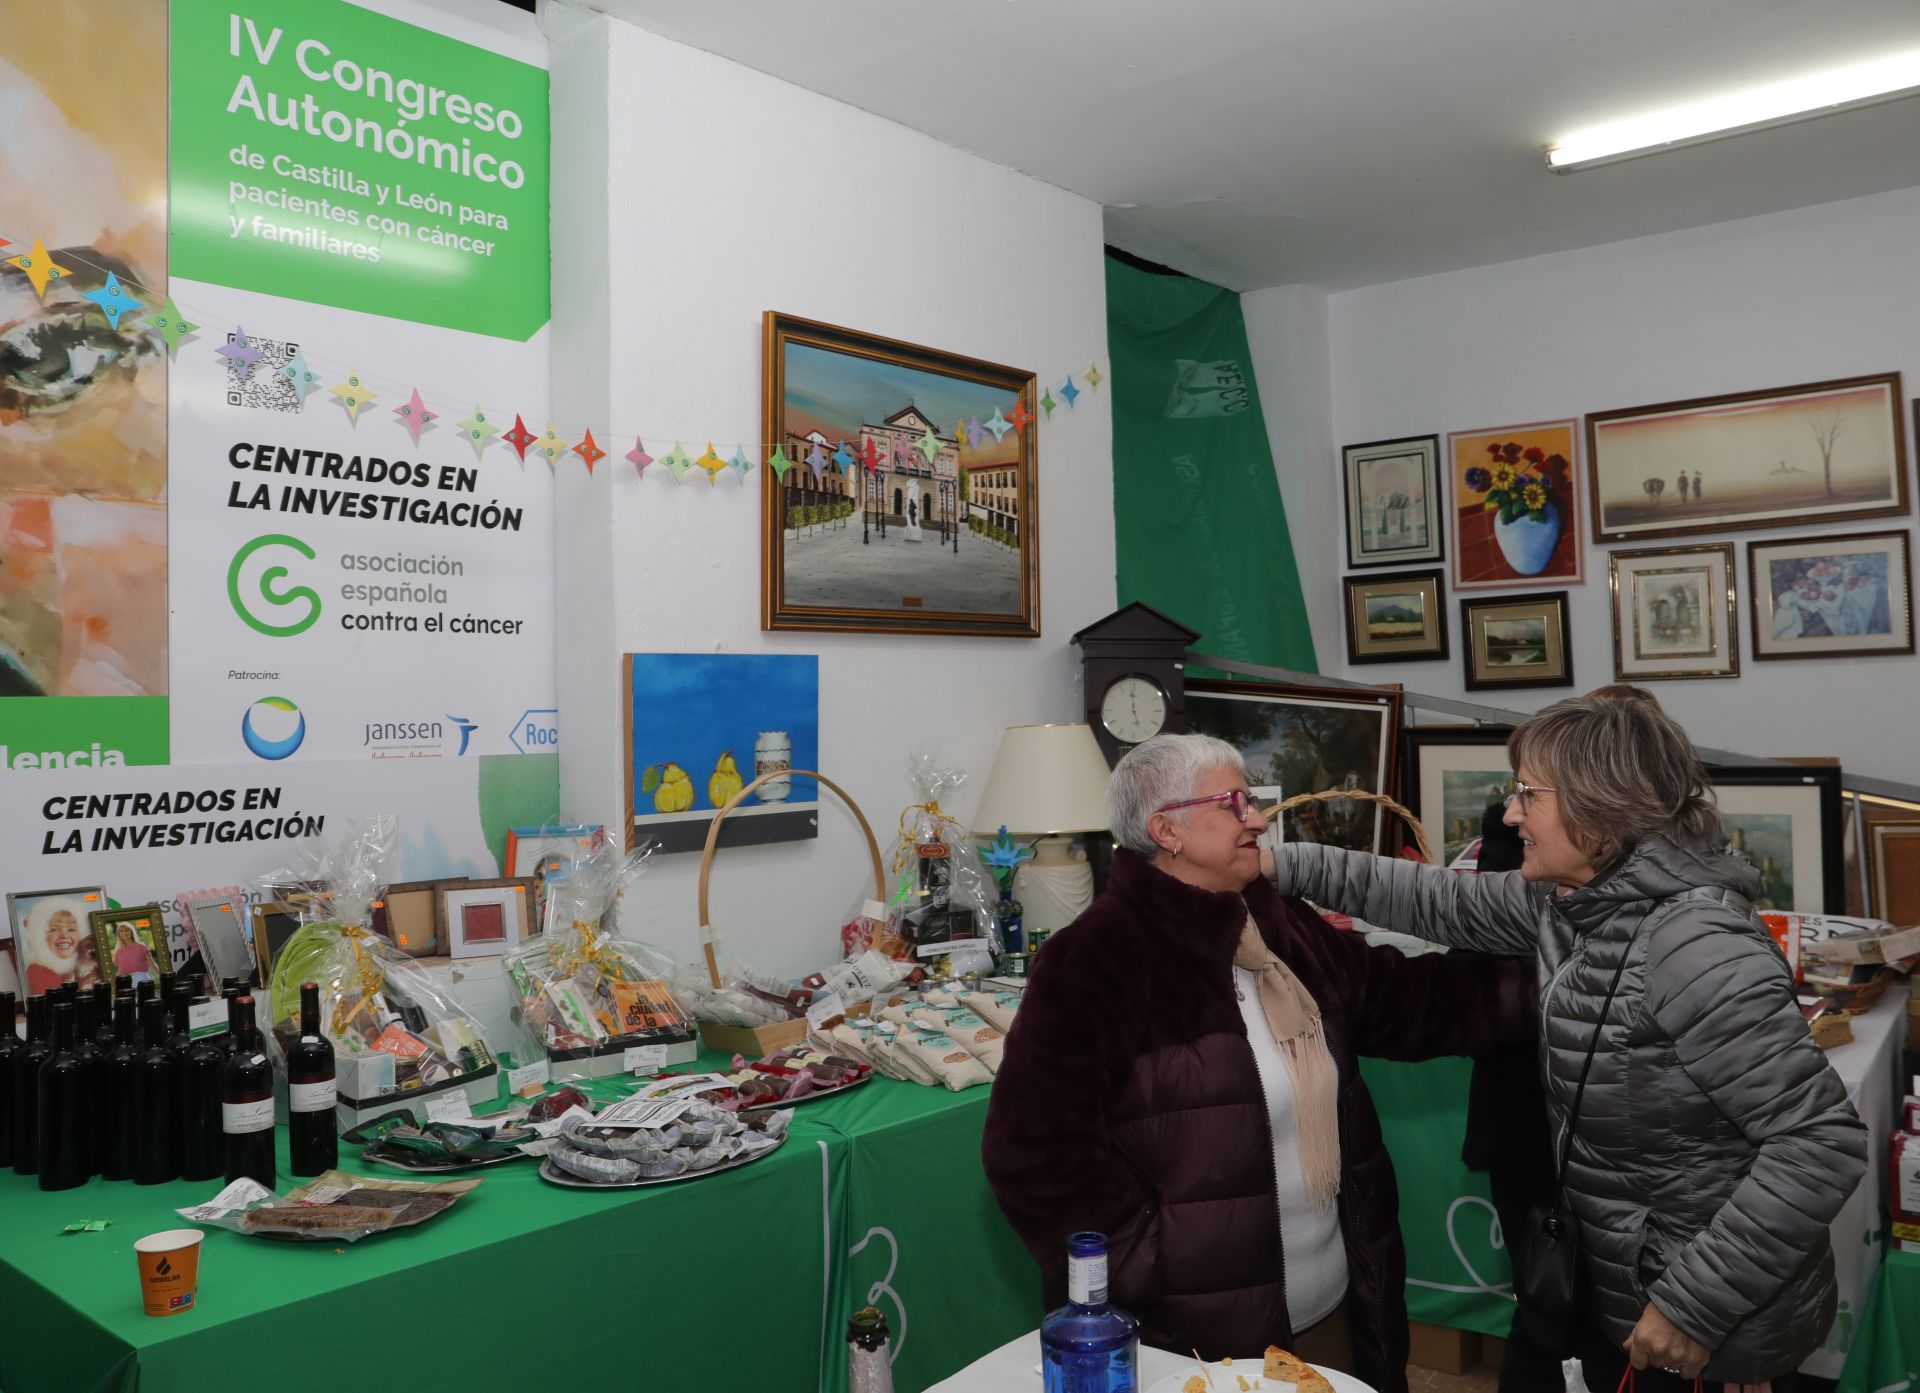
[1748,529,1914,662]
[1399,726,1514,870]
[1343,435,1443,569]
[1708,764,1844,914]
[1343,569,1448,665]
[1586,373,1907,543]
[760,312,1040,637]
[1446,421,1584,589]
[1608,543,1738,681]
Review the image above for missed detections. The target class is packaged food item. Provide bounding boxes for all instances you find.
[889,1020,992,1092]
[177,1170,480,1242]
[1890,1130,1920,1252]
[539,1093,792,1186]
[962,989,1022,1035]
[903,1002,1004,1073]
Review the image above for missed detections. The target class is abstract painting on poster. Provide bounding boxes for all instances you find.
[624,654,819,853]
[1447,421,1584,589]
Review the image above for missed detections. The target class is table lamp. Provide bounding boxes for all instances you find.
[971,723,1113,937]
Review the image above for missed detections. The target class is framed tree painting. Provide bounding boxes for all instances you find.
[761,312,1039,637]
[1460,591,1573,691]
[1748,529,1914,661]
[1343,569,1448,665]
[1400,726,1514,870]
[1447,421,1584,589]
[1709,764,1844,915]
[1343,435,1443,568]
[1608,543,1738,681]
[1587,373,1906,543]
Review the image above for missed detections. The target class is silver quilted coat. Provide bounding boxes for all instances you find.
[1274,835,1867,1381]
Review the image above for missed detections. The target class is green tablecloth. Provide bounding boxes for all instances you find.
[0,1060,1034,1393]
[1837,1248,1920,1393]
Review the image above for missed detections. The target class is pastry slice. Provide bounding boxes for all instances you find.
[1262,1347,1333,1393]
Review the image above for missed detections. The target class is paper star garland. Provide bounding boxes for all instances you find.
[859,437,880,473]
[216,326,263,369]
[832,440,855,473]
[766,446,793,481]
[394,388,438,445]
[455,407,498,460]
[1059,377,1081,408]
[728,446,753,478]
[1008,399,1032,433]
[984,408,1012,443]
[917,427,941,464]
[696,441,726,483]
[894,434,917,466]
[278,351,322,404]
[503,414,537,464]
[806,440,828,479]
[533,423,569,470]
[82,272,140,330]
[151,298,198,356]
[330,371,375,424]
[661,441,693,482]
[626,436,654,476]
[1040,388,1057,418]
[965,417,984,449]
[6,238,69,298]
[1086,363,1104,391]
[574,428,607,474]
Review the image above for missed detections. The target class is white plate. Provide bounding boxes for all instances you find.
[1145,1360,1371,1393]
[536,1133,787,1189]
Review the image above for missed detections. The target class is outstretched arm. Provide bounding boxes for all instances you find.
[1269,842,1544,956]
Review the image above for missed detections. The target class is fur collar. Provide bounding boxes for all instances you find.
[1105,847,1294,962]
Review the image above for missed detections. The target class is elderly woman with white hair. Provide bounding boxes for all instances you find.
[982,732,1535,1392]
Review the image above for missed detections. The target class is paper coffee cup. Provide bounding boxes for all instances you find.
[135,1229,204,1317]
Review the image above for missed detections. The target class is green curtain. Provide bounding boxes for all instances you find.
[1105,251,1316,673]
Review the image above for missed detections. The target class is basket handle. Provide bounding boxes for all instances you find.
[697,768,886,989]
[1269,788,1432,864]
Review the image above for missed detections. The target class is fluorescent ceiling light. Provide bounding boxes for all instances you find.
[1546,48,1920,172]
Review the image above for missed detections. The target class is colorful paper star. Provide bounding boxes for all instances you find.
[534,423,569,469]
[82,272,141,330]
[832,440,855,473]
[394,388,438,445]
[696,441,726,483]
[151,297,198,356]
[1007,399,1033,433]
[965,417,984,449]
[859,437,881,473]
[1059,377,1081,408]
[278,351,322,404]
[626,436,654,476]
[503,414,537,464]
[806,440,829,479]
[1086,363,1104,391]
[5,238,69,298]
[216,325,263,369]
[984,408,1012,443]
[894,434,917,466]
[330,371,376,423]
[728,446,753,478]
[766,446,793,481]
[917,427,941,464]
[455,407,498,460]
[661,441,693,482]
[574,428,607,474]
[1040,389,1057,418]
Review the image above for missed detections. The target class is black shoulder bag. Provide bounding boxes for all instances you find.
[1515,928,1638,1346]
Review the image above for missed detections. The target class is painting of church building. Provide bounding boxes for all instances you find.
[859,406,960,532]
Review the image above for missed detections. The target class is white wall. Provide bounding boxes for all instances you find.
[549,15,1114,978]
[1249,184,1920,785]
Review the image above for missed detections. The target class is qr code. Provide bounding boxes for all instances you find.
[224,332,303,413]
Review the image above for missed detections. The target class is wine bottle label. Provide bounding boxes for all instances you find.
[222,1098,275,1134]
[1067,1250,1108,1305]
[289,1079,337,1113]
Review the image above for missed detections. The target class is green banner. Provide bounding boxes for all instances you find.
[170,0,550,340]
[1836,1249,1919,1393]
[0,697,169,770]
[1106,253,1316,673]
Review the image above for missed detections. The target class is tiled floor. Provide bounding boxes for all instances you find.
[1407,1363,1500,1393]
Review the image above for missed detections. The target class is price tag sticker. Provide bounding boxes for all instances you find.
[424,1090,474,1122]
[807,991,846,1031]
[861,899,888,923]
[624,1044,668,1073]
[506,1060,551,1097]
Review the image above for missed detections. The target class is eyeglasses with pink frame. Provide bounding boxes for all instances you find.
[1155,789,1264,824]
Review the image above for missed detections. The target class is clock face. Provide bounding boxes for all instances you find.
[1101,676,1169,744]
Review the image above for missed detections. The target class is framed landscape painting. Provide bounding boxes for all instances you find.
[1343,569,1448,664]
[761,312,1039,637]
[1748,529,1914,661]
[1587,373,1907,543]
[1447,421,1584,589]
[1460,591,1573,691]
[1400,726,1514,870]
[1608,543,1738,681]
[1709,764,1844,914]
[1343,435,1443,569]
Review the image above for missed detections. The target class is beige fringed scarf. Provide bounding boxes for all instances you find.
[1234,912,1342,1210]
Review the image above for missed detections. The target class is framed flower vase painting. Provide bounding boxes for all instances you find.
[1447,421,1584,589]
[1748,530,1913,661]
[1343,435,1443,568]
[1607,544,1738,681]
[1460,591,1573,691]
[1343,570,1448,665]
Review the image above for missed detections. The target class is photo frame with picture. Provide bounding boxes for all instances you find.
[1399,726,1515,870]
[1343,569,1448,665]
[441,879,537,960]
[1748,529,1914,662]
[1608,543,1738,681]
[1460,591,1573,691]
[90,905,167,999]
[5,887,108,998]
[1447,421,1584,589]
[1344,435,1443,569]
[1710,763,1844,915]
[1867,819,1920,924]
[371,880,445,958]
[184,895,257,987]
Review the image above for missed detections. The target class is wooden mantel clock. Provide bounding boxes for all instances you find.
[1071,602,1201,769]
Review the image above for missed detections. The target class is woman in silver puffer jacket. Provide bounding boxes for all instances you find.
[1270,688,1866,1393]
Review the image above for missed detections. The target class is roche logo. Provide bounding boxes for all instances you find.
[509,709,558,755]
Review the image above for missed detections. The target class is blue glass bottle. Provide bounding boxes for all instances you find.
[1041,1231,1140,1393]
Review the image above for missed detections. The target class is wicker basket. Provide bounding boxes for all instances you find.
[695,767,886,1057]
[1270,787,1432,864]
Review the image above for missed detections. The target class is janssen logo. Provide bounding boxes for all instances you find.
[241,697,306,760]
[361,715,475,759]
[0,744,127,770]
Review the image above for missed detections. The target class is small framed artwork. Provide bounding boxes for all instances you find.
[1447,421,1584,589]
[5,887,108,997]
[1400,726,1515,870]
[90,905,168,998]
[504,825,605,879]
[1460,591,1573,691]
[249,901,305,987]
[184,896,257,987]
[1343,435,1443,569]
[1868,820,1920,923]
[1343,569,1448,665]
[1748,529,1914,661]
[1588,373,1907,543]
[1608,544,1738,681]
[371,880,445,958]
[1710,764,1844,914]
[441,879,536,960]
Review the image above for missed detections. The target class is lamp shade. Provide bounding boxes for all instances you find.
[971,723,1113,837]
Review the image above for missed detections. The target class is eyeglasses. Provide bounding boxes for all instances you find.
[1503,780,1557,813]
[1155,789,1264,824]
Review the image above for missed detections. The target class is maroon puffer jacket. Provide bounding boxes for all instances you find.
[982,850,1535,1393]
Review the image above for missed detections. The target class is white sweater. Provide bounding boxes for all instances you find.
[1232,964,1349,1331]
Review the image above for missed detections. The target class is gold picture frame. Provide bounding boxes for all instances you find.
[1460,591,1573,691]
[89,904,168,1000]
[1343,569,1448,664]
[1608,543,1738,681]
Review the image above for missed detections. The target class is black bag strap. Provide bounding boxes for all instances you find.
[1553,926,1639,1187]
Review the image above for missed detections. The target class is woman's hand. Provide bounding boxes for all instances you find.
[1624,1302,1710,1379]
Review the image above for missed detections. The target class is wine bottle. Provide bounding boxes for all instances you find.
[157,969,176,1007]
[11,996,52,1175]
[72,991,104,1177]
[1039,1232,1140,1393]
[219,981,244,1059]
[134,978,156,1011]
[179,1003,226,1183]
[0,991,20,1168]
[221,996,275,1188]
[94,983,118,1050]
[133,998,179,1184]
[38,1001,90,1191]
[287,982,337,1176]
[101,992,140,1180]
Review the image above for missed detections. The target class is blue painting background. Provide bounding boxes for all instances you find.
[628,654,820,816]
